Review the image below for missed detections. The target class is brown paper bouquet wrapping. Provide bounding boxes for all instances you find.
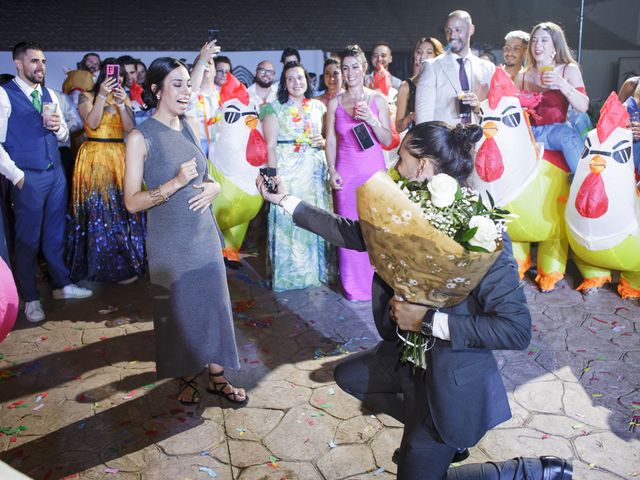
[356,171,503,308]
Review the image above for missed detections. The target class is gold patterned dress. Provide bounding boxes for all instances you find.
[65,94,145,282]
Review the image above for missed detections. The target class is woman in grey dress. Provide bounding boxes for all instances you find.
[124,57,247,406]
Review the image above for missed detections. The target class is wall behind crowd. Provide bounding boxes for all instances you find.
[0,50,325,92]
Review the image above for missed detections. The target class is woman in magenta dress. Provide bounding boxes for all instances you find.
[325,45,392,301]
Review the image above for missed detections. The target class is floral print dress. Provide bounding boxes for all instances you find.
[261,98,334,291]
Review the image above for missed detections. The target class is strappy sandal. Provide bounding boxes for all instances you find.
[178,376,201,405]
[206,370,248,406]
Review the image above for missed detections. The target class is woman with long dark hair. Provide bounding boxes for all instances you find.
[261,61,333,292]
[395,37,444,133]
[315,57,344,107]
[255,122,571,480]
[124,57,247,406]
[66,58,145,284]
[325,44,392,301]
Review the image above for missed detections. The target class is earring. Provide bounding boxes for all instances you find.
[156,95,160,100]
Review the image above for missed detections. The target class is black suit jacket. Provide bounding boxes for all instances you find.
[292,201,532,447]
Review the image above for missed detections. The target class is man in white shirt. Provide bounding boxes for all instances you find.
[415,10,495,125]
[0,42,91,323]
[364,42,403,91]
[247,60,278,108]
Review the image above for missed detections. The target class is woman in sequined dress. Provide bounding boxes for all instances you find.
[66,59,145,283]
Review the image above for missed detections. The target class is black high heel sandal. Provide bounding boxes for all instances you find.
[178,376,201,405]
[206,370,248,406]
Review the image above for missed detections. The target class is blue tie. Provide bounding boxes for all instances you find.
[457,58,469,91]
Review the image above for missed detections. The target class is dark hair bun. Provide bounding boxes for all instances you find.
[465,124,483,143]
[451,123,483,151]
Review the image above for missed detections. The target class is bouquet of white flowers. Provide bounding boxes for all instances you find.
[356,171,510,369]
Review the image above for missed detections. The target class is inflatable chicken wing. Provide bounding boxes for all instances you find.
[566,92,640,297]
[209,73,268,262]
[471,67,571,292]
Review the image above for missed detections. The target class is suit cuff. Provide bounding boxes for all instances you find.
[280,195,302,215]
[432,312,450,341]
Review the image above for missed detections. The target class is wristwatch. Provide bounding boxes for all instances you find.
[420,309,435,337]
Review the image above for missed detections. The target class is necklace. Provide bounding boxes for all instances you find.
[287,97,313,152]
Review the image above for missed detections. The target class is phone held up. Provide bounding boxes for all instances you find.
[105,64,120,86]
[352,123,375,150]
[259,167,278,194]
[207,29,220,43]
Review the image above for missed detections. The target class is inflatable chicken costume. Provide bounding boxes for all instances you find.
[209,73,268,263]
[470,67,571,291]
[566,92,640,297]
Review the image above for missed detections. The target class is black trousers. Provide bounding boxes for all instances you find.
[334,341,544,480]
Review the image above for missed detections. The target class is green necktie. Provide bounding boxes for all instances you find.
[30,90,41,113]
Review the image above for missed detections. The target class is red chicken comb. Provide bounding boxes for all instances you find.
[596,91,629,143]
[487,66,518,110]
[219,73,250,106]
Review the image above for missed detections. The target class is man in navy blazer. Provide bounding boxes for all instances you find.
[256,168,572,480]
[0,42,92,323]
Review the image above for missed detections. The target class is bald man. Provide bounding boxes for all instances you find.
[415,10,495,125]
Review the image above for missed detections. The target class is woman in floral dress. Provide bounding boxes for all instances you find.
[261,61,333,291]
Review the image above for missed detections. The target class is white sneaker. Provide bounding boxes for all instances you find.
[25,300,46,323]
[52,284,93,300]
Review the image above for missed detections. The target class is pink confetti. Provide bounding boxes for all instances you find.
[105,468,119,474]
[33,404,44,411]
[122,390,137,400]
[593,317,608,324]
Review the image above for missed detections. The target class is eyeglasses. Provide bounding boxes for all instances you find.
[257,68,275,75]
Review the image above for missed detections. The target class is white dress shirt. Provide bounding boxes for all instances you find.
[0,76,69,185]
[247,83,278,107]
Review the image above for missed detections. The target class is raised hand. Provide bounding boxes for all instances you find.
[175,158,199,187]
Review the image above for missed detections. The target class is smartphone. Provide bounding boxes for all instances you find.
[259,167,278,193]
[352,123,375,150]
[207,29,220,43]
[105,64,120,86]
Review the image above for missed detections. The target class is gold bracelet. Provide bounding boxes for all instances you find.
[149,186,168,206]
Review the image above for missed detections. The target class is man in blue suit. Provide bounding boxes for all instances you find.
[0,42,92,323]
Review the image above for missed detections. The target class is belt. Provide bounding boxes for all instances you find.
[87,138,125,143]
[277,140,320,150]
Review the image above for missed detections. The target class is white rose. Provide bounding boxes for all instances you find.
[468,216,498,252]
[427,174,458,208]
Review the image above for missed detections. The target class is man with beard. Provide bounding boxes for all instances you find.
[502,30,529,80]
[0,42,92,323]
[248,60,277,107]
[415,10,494,125]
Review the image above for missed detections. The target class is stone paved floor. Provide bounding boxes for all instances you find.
[0,257,639,479]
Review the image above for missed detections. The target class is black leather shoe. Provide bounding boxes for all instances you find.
[391,447,470,465]
[540,456,573,480]
[453,448,470,462]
